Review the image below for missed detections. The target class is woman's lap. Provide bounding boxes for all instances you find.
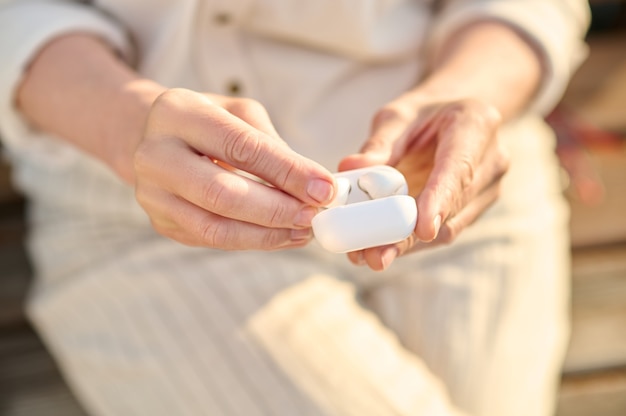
[25,117,570,416]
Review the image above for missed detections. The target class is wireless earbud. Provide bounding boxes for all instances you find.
[312,166,417,253]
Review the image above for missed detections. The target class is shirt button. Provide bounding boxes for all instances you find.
[214,12,231,25]
[226,81,242,96]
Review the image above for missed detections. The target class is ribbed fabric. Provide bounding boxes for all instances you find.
[21,116,572,416]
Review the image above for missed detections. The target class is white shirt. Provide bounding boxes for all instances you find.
[0,0,589,188]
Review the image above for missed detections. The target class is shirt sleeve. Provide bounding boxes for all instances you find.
[0,0,133,153]
[427,0,591,115]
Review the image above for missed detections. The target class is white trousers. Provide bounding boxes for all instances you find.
[21,117,571,416]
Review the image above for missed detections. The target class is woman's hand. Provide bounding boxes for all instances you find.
[339,95,510,270]
[337,20,544,271]
[133,89,336,250]
[16,34,336,251]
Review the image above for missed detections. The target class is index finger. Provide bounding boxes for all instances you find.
[413,106,500,242]
[151,89,336,206]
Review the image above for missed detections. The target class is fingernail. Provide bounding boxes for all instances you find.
[325,177,351,208]
[307,178,334,204]
[381,247,399,270]
[294,206,318,227]
[291,228,313,242]
[433,215,442,239]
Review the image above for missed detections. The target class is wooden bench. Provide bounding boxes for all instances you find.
[0,157,88,415]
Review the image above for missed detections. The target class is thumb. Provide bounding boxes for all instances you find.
[339,107,411,171]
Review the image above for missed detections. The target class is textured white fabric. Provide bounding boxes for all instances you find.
[0,1,588,415]
[0,0,589,169]
[25,116,571,416]
[427,0,590,114]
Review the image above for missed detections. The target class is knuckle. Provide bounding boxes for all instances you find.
[223,128,263,166]
[458,158,475,189]
[200,177,236,213]
[134,186,149,209]
[272,158,298,191]
[438,183,464,219]
[482,103,503,126]
[267,200,288,228]
[446,100,468,115]
[198,217,230,248]
[132,142,154,175]
[261,229,288,249]
[150,88,207,125]
[371,106,410,128]
[150,89,182,116]
[438,102,468,132]
[155,88,189,106]
[445,99,502,127]
[459,98,502,127]
[228,97,264,115]
[438,156,474,203]
[150,218,176,240]
[441,100,476,124]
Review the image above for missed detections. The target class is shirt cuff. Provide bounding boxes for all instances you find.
[0,1,133,154]
[427,0,591,115]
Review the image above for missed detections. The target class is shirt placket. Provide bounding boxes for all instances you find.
[203,0,257,99]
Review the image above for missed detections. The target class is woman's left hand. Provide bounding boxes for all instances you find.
[338,93,510,271]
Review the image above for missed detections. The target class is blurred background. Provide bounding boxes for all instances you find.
[1,1,625,415]
[547,1,626,415]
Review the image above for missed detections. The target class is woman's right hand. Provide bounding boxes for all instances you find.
[132,88,336,250]
[16,34,334,251]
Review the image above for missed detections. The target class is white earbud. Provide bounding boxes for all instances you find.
[357,169,408,200]
[313,166,417,253]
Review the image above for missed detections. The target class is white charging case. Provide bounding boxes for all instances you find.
[312,166,417,253]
